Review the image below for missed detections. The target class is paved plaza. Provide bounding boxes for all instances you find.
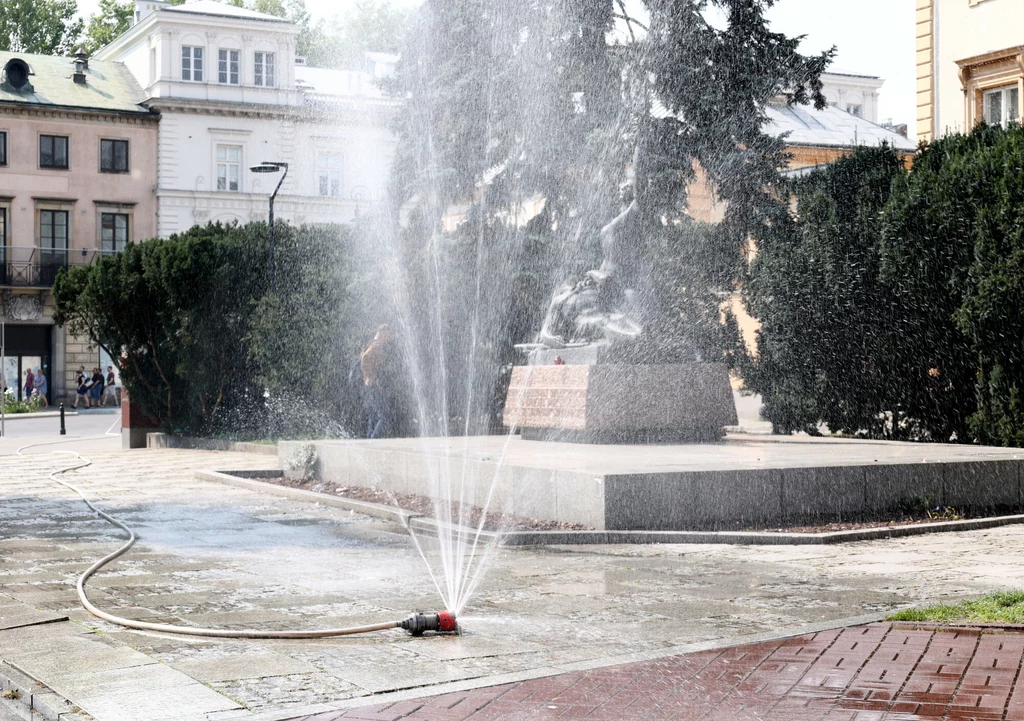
[3,446,1024,720]
[295,623,1024,721]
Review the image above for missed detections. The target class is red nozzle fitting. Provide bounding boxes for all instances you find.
[399,610,458,636]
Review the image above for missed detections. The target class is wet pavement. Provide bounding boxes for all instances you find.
[4,446,1024,719]
[293,622,1024,720]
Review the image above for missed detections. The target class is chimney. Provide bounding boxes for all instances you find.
[133,0,172,27]
[73,58,87,84]
[74,48,89,69]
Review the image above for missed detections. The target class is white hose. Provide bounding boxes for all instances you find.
[18,438,402,638]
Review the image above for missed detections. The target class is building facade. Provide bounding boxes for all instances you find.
[820,72,885,124]
[0,50,158,402]
[917,0,1024,141]
[96,0,398,237]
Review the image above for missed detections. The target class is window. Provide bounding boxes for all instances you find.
[216,145,241,191]
[100,139,129,173]
[100,213,129,253]
[0,131,6,165]
[254,52,275,87]
[846,104,862,117]
[39,135,69,169]
[40,210,68,249]
[317,152,342,197]
[218,49,239,85]
[984,85,1020,127]
[182,46,204,82]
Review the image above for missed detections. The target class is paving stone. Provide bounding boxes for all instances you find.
[169,652,317,682]
[292,624,1024,721]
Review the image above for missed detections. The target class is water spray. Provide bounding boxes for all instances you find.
[19,439,458,639]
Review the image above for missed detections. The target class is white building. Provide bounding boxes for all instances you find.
[95,0,399,237]
[916,0,1024,142]
[819,72,885,125]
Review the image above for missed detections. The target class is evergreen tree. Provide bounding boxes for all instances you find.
[743,147,907,436]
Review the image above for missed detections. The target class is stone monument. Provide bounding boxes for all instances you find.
[503,146,737,443]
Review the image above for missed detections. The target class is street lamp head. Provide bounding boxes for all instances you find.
[250,161,288,173]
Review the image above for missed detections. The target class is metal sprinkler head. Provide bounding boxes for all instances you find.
[399,610,458,636]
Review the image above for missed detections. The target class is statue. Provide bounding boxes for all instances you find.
[537,147,651,353]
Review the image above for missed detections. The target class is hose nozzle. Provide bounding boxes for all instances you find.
[400,610,457,636]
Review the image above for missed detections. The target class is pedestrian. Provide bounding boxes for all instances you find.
[103,366,118,406]
[23,368,33,401]
[73,366,88,409]
[360,324,392,439]
[32,368,47,407]
[89,367,104,407]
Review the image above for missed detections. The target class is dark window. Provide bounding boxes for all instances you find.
[39,135,69,169]
[100,139,129,173]
[0,132,7,166]
[100,213,129,253]
[40,210,68,250]
[39,209,68,284]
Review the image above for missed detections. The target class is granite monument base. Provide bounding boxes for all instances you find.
[502,363,738,443]
[280,434,1024,531]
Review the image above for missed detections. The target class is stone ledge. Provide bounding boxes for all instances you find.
[148,433,278,456]
[196,470,1024,546]
[0,659,92,721]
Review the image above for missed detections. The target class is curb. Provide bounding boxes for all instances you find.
[196,470,1024,546]
[149,433,278,456]
[195,470,419,525]
[0,410,79,420]
[0,659,92,721]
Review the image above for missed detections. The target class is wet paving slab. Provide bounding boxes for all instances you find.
[293,623,1024,720]
[4,448,1024,719]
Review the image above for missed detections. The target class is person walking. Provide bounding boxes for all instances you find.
[360,325,392,439]
[103,366,118,407]
[32,368,47,407]
[73,366,88,409]
[23,368,33,402]
[88,367,104,408]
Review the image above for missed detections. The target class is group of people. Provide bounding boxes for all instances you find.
[20,368,47,406]
[73,366,118,409]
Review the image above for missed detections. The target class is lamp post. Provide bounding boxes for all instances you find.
[249,162,288,292]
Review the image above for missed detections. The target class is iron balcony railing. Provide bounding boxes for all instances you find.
[0,246,118,288]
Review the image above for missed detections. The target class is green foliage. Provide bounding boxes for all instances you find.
[53,222,363,438]
[0,394,44,414]
[0,0,82,55]
[300,0,410,70]
[744,147,907,436]
[887,590,1024,624]
[81,0,133,53]
[743,124,1024,446]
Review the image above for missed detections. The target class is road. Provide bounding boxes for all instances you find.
[0,409,121,454]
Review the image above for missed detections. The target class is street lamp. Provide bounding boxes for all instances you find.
[250,161,288,292]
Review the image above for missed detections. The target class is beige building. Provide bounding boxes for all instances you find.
[917,0,1024,141]
[0,50,158,403]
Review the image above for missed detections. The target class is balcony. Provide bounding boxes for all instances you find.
[0,247,117,289]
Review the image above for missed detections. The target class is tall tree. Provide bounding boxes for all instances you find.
[81,0,133,54]
[0,0,82,56]
[299,1,411,69]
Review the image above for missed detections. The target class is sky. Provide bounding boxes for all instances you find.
[74,0,916,137]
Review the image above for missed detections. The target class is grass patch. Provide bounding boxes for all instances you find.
[887,590,1024,624]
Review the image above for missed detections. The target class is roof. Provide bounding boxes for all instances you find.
[0,51,150,115]
[163,0,290,23]
[766,102,916,152]
[295,66,387,99]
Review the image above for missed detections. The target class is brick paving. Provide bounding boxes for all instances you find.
[294,623,1024,721]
